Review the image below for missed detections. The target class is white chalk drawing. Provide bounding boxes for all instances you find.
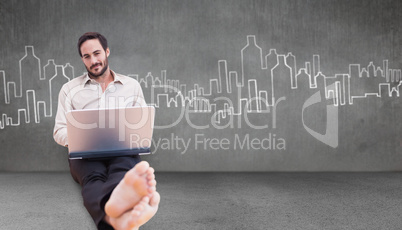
[0,46,71,128]
[0,36,400,135]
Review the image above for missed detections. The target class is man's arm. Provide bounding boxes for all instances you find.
[53,85,70,147]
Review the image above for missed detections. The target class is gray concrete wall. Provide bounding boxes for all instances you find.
[0,0,401,171]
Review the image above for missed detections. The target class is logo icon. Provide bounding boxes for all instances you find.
[302,83,339,148]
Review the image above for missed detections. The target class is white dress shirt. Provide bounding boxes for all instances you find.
[53,70,146,147]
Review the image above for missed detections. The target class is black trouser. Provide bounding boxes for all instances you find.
[69,156,141,230]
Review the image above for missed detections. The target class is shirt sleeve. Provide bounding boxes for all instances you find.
[53,84,71,147]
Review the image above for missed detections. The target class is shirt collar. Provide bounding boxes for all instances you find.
[112,71,127,84]
[82,70,127,86]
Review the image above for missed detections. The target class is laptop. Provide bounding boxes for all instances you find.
[66,106,155,160]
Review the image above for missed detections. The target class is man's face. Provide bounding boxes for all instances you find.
[80,39,110,78]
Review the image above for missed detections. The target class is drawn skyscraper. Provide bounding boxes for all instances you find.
[296,68,311,91]
[285,53,297,88]
[348,64,360,104]
[313,55,320,85]
[271,55,292,103]
[43,59,56,116]
[241,36,264,110]
[265,49,278,106]
[64,63,75,79]
[0,71,5,105]
[49,65,70,117]
[20,46,44,123]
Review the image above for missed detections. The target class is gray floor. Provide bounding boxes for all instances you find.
[1,172,402,230]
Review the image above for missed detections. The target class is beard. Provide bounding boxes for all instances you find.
[86,58,109,78]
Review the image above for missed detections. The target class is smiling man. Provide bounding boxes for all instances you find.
[53,32,160,230]
[79,35,111,89]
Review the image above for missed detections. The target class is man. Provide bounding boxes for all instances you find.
[53,32,160,230]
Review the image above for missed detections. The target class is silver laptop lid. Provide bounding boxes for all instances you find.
[66,106,155,154]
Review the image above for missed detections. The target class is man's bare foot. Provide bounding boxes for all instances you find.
[105,192,160,230]
[105,161,156,218]
[130,192,160,227]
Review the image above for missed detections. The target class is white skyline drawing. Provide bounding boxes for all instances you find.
[0,36,400,131]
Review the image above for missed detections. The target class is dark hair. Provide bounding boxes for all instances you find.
[77,32,108,57]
